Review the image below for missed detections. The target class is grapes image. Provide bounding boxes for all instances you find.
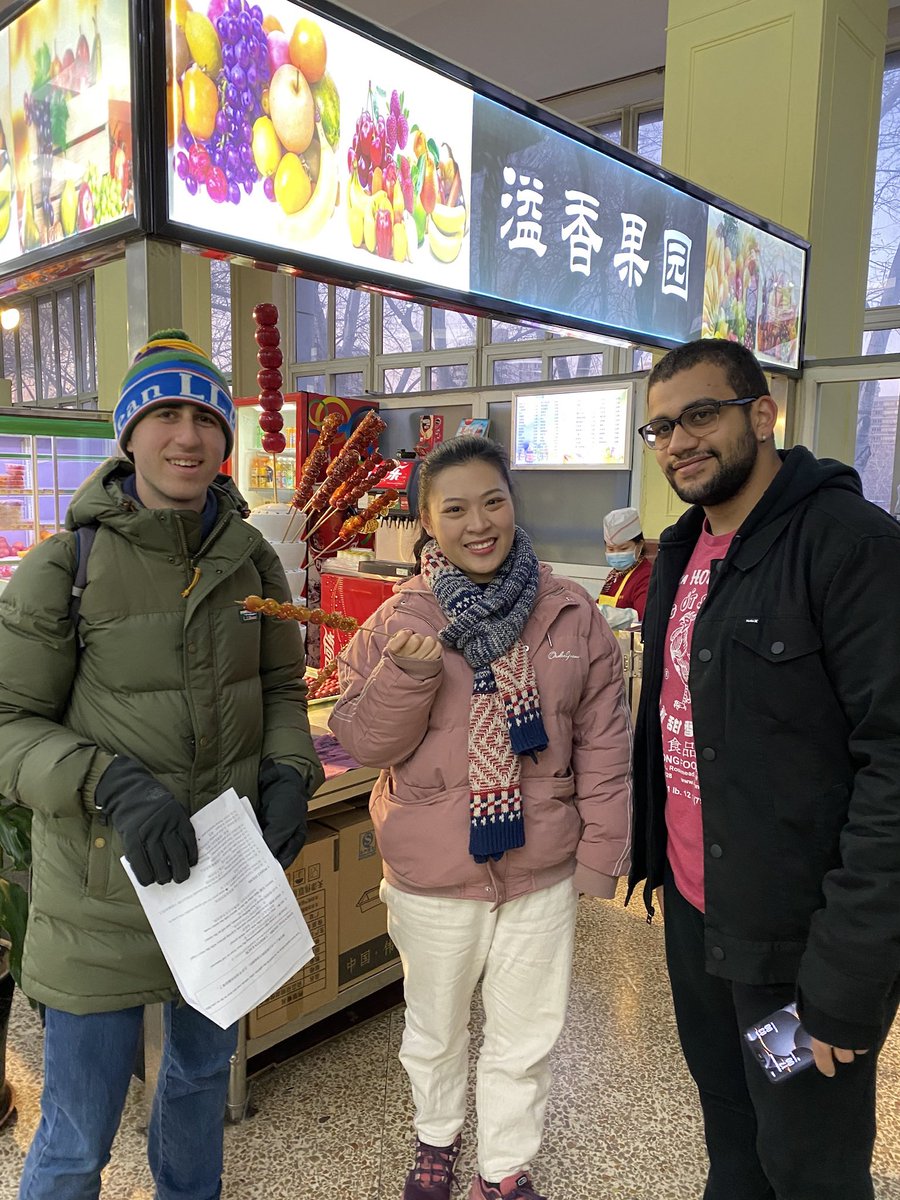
[173,0,270,205]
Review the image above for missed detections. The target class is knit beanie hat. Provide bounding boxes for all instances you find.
[114,329,235,458]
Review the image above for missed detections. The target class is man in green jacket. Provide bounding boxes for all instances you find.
[1,330,323,1200]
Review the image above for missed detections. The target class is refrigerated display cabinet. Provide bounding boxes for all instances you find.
[0,410,116,586]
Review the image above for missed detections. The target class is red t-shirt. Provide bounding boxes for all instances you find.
[597,554,652,620]
[660,524,735,911]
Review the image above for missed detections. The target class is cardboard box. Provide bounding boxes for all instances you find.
[247,823,339,1040]
[319,807,399,990]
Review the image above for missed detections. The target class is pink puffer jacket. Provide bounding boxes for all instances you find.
[329,564,632,905]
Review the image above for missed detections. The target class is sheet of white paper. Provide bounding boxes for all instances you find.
[122,787,314,1029]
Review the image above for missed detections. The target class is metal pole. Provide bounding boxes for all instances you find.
[225,1017,250,1123]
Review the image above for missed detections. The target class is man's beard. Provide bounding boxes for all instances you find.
[667,426,758,507]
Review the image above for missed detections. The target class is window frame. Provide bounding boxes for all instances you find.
[0,273,97,409]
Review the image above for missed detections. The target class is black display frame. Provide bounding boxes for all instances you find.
[2,0,810,371]
[0,0,146,289]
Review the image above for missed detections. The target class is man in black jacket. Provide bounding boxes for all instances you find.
[628,338,900,1200]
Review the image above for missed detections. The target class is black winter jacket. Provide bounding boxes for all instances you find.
[627,447,900,1049]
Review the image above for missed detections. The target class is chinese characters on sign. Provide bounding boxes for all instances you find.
[500,164,691,300]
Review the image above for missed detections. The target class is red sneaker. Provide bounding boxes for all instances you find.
[402,1134,462,1199]
[467,1172,547,1199]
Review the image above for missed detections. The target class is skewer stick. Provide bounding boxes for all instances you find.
[305,506,339,541]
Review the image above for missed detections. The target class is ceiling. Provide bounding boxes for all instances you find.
[337,0,670,103]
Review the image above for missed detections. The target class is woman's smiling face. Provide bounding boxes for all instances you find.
[421,460,516,583]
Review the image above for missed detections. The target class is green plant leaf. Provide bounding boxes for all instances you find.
[426,138,440,167]
[0,877,28,987]
[33,44,51,90]
[0,805,31,870]
[50,89,69,152]
[412,153,425,196]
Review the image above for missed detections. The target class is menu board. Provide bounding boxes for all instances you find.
[511,386,632,470]
[0,0,135,271]
[160,0,808,369]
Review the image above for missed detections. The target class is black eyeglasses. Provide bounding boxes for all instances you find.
[638,397,760,449]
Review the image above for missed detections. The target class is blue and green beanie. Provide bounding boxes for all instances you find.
[115,329,235,458]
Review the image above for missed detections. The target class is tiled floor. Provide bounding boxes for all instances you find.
[3,885,900,1198]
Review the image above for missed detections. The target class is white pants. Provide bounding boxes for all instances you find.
[382,876,578,1182]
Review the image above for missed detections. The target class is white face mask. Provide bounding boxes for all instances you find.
[606,550,638,571]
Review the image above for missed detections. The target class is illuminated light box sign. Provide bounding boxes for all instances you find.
[511,385,633,471]
[0,0,136,273]
[160,0,807,367]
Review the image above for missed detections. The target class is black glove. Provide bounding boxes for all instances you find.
[257,757,309,868]
[95,756,198,886]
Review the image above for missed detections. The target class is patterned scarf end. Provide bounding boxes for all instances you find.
[508,708,548,757]
[469,796,525,862]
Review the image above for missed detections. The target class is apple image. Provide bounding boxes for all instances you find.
[75,182,94,231]
[60,178,77,235]
[267,30,291,74]
[267,63,314,155]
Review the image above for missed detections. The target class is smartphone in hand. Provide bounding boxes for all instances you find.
[744,1001,815,1084]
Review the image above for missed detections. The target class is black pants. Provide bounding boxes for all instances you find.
[664,871,898,1200]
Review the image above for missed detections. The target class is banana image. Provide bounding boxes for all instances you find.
[427,218,463,263]
[280,122,337,243]
[430,202,466,238]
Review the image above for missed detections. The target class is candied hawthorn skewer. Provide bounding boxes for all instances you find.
[241,596,359,632]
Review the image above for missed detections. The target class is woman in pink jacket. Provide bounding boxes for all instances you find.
[329,437,632,1200]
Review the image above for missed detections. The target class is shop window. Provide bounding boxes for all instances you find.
[868,50,900,308]
[490,320,542,342]
[863,329,900,354]
[335,287,370,357]
[0,278,97,407]
[636,109,664,164]
[296,278,329,360]
[492,357,542,385]
[78,279,95,392]
[18,306,36,405]
[633,349,654,371]
[384,366,421,393]
[57,289,77,396]
[592,117,623,145]
[210,259,232,377]
[550,353,605,379]
[333,370,365,397]
[854,378,900,512]
[431,363,469,389]
[1,323,16,390]
[38,296,57,399]
[383,298,425,354]
[294,373,326,394]
[431,308,476,349]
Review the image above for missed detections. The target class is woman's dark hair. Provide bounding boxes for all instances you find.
[412,436,514,568]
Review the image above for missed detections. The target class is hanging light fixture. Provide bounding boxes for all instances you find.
[0,307,20,332]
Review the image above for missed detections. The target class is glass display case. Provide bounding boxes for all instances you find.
[0,413,116,584]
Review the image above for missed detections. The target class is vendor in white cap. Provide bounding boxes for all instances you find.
[597,506,651,628]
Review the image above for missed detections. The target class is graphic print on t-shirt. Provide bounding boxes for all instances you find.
[660,526,735,911]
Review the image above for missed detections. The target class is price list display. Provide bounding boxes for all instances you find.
[512,386,632,470]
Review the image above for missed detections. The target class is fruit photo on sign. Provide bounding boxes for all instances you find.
[345,81,468,267]
[167,0,339,238]
[6,0,134,253]
[0,119,13,246]
[701,213,761,351]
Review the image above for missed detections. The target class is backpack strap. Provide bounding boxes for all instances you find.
[69,524,98,646]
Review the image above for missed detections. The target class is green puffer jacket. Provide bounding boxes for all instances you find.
[0,459,324,1014]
